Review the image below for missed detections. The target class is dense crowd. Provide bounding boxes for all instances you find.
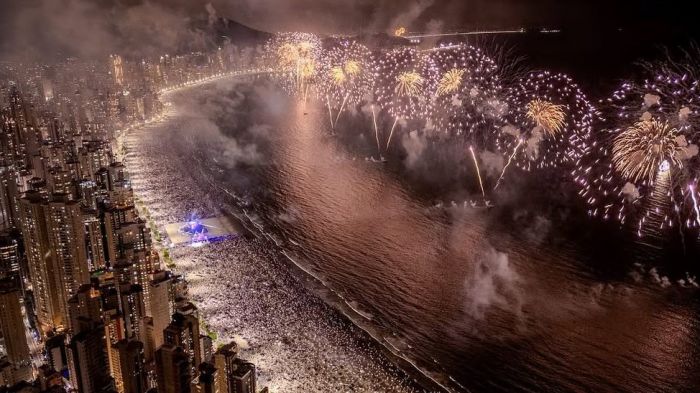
[123,88,425,392]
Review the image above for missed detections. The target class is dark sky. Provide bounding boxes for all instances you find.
[0,0,693,59]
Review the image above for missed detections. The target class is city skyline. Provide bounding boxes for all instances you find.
[2,2,700,393]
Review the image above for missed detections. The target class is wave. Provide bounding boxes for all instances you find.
[234,201,463,393]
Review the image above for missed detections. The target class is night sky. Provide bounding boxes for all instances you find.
[0,0,695,59]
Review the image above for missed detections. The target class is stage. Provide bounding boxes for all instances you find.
[164,216,240,246]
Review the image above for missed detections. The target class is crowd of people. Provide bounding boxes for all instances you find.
[122,86,425,392]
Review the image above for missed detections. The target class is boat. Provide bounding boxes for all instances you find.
[469,199,495,209]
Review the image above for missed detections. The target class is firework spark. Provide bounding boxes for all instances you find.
[373,47,431,148]
[436,68,466,96]
[421,43,505,144]
[494,138,524,190]
[612,119,683,183]
[317,39,373,128]
[331,66,346,85]
[576,58,700,236]
[265,33,322,97]
[373,47,427,122]
[498,71,595,171]
[395,71,424,97]
[372,105,381,155]
[690,184,700,227]
[526,99,566,137]
[345,60,361,76]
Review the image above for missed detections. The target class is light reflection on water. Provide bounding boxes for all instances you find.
[184,84,700,392]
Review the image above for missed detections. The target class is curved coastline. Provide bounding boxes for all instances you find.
[123,74,455,392]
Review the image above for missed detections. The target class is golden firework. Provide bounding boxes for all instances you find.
[278,43,300,68]
[436,68,465,96]
[612,119,683,183]
[395,71,424,97]
[344,60,361,76]
[394,27,407,37]
[300,60,316,78]
[526,99,566,136]
[297,41,315,55]
[331,66,346,85]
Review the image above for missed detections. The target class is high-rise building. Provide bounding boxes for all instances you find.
[119,285,144,342]
[66,285,102,335]
[45,193,90,300]
[146,271,172,360]
[213,342,238,393]
[155,344,191,393]
[78,141,111,183]
[0,167,20,230]
[192,362,218,393]
[68,327,115,393]
[67,285,114,393]
[0,280,30,366]
[228,359,256,393]
[111,56,125,88]
[163,313,201,376]
[102,206,138,264]
[18,190,90,335]
[45,333,68,378]
[84,213,107,272]
[111,340,146,393]
[200,334,213,365]
[0,234,20,279]
[0,357,33,387]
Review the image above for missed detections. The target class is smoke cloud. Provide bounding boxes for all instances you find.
[0,0,219,60]
[164,78,287,178]
[464,246,523,320]
[621,182,640,201]
[643,93,661,108]
[1,0,650,60]
[384,0,435,34]
[479,150,505,178]
[401,130,429,170]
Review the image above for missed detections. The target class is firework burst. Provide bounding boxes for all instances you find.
[575,63,700,236]
[498,71,596,172]
[317,40,373,127]
[373,47,432,148]
[264,33,322,97]
[395,71,424,96]
[526,99,566,137]
[421,43,506,147]
[436,68,466,96]
[612,119,684,183]
[373,47,428,121]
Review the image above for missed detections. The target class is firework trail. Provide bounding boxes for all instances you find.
[469,146,487,202]
[371,105,381,155]
[386,117,400,149]
[494,138,524,190]
[575,59,700,236]
[690,184,700,227]
[327,95,334,127]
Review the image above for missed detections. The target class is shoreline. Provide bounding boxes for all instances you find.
[122,76,444,392]
[228,208,456,393]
